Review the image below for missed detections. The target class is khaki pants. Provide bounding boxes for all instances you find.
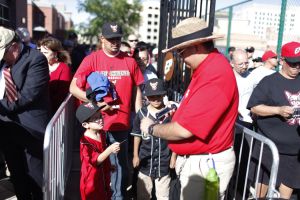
[176,147,236,200]
[136,172,171,200]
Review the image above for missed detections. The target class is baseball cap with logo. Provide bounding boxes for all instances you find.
[76,102,102,123]
[143,78,166,97]
[15,27,30,43]
[0,26,15,61]
[281,41,300,63]
[101,22,123,39]
[262,50,277,62]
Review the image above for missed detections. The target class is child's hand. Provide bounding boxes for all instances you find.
[170,153,177,169]
[109,142,120,154]
[169,157,176,169]
[132,155,140,168]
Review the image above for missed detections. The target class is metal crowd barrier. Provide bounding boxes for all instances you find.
[43,94,75,200]
[228,123,280,200]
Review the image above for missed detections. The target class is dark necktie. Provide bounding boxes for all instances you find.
[3,66,18,102]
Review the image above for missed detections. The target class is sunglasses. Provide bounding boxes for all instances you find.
[285,60,300,68]
[129,39,138,42]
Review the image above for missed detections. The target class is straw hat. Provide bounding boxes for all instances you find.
[162,17,224,53]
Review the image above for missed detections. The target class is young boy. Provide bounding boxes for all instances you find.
[76,102,120,200]
[131,78,176,200]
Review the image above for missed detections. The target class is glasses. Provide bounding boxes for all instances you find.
[235,62,249,68]
[88,118,102,124]
[176,48,186,57]
[129,39,138,42]
[285,60,300,69]
[4,42,13,55]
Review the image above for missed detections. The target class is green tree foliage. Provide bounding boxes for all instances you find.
[79,0,142,39]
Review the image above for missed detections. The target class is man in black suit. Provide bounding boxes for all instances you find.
[0,26,50,199]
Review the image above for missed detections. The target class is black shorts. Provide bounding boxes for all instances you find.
[249,142,300,189]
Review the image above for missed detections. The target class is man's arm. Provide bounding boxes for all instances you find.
[135,86,142,112]
[69,78,88,102]
[0,53,49,115]
[140,117,193,141]
[70,77,113,111]
[132,136,141,168]
[251,104,293,118]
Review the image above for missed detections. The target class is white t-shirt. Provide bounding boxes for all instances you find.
[234,71,252,123]
[247,66,275,91]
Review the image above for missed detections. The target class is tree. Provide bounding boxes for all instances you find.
[79,0,142,40]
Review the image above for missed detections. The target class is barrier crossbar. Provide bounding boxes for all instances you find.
[43,94,75,200]
[229,123,280,200]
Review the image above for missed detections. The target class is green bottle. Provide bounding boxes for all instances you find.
[204,164,219,200]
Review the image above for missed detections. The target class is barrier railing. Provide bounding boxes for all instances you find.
[42,96,280,200]
[228,123,280,200]
[43,94,75,200]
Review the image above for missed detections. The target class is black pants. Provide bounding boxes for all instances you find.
[0,120,43,200]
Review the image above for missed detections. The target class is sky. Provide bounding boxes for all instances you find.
[49,0,284,25]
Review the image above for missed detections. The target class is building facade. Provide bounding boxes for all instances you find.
[138,0,160,46]
[214,2,300,54]
[0,0,27,29]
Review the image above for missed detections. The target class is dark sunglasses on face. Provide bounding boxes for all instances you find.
[285,60,300,68]
[129,40,138,42]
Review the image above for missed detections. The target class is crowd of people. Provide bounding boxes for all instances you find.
[0,15,299,200]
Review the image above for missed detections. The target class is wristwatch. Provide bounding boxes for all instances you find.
[148,123,157,136]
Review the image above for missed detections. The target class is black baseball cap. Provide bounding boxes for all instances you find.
[76,102,101,123]
[143,78,166,97]
[101,22,123,39]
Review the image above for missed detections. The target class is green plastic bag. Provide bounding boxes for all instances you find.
[204,156,219,200]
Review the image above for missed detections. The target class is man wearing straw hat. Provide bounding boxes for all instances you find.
[140,17,238,199]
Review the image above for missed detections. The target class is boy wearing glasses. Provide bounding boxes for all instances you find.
[70,22,144,199]
[76,102,120,200]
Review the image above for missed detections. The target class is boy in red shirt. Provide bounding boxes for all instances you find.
[76,102,120,200]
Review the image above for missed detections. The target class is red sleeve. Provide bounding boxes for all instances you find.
[175,85,231,140]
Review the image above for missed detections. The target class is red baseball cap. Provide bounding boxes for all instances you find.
[262,50,277,62]
[281,41,300,63]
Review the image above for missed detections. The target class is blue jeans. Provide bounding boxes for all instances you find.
[107,130,129,200]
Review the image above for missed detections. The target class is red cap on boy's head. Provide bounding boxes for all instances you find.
[262,50,277,62]
[281,41,300,63]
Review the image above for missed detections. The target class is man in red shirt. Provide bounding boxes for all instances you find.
[141,17,238,199]
[70,22,144,199]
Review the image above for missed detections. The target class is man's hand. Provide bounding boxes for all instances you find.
[278,106,294,119]
[97,101,113,111]
[132,155,140,168]
[169,156,176,169]
[140,117,155,135]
